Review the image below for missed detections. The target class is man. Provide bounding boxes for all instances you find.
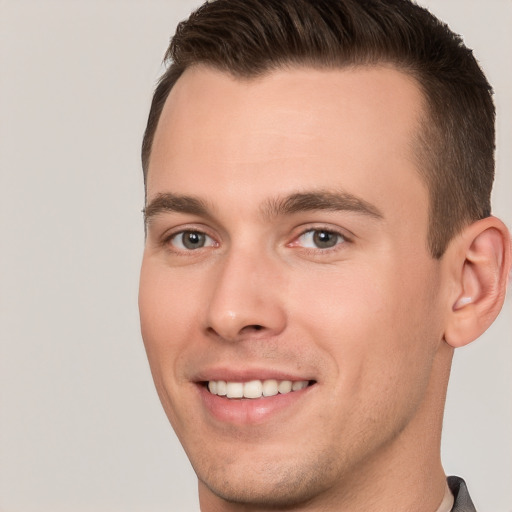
[138,0,511,510]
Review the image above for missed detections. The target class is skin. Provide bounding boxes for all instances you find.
[139,65,474,511]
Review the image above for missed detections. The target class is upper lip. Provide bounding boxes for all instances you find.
[192,366,316,383]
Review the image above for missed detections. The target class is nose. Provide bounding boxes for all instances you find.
[205,248,287,342]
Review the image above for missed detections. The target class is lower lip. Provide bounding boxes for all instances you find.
[197,384,314,425]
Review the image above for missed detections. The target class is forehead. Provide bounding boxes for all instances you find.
[148,65,427,228]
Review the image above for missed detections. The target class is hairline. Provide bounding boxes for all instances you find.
[143,60,434,179]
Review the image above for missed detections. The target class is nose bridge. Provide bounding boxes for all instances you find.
[205,243,286,341]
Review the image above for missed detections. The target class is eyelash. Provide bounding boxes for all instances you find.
[163,228,218,253]
[290,227,351,253]
[161,226,352,255]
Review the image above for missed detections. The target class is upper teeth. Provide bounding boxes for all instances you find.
[208,379,309,399]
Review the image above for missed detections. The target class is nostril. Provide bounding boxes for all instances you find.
[240,324,264,334]
[206,323,265,340]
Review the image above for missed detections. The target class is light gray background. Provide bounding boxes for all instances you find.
[0,1,510,511]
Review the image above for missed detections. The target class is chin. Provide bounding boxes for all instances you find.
[201,474,323,509]
[196,448,340,509]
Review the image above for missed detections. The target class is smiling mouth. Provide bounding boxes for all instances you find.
[205,379,316,399]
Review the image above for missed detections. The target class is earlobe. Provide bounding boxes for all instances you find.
[444,217,511,348]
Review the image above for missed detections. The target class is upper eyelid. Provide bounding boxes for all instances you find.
[154,222,354,249]
[160,224,219,243]
[285,227,353,256]
[170,230,217,249]
[160,229,219,255]
[295,229,347,247]
[294,225,354,242]
[298,228,346,238]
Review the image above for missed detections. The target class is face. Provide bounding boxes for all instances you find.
[139,66,449,509]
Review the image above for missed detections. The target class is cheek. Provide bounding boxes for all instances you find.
[139,261,198,380]
[139,261,205,433]
[288,259,441,397]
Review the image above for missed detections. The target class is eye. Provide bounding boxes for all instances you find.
[297,229,346,249]
[169,230,216,251]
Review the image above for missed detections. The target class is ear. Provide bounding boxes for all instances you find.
[444,216,511,348]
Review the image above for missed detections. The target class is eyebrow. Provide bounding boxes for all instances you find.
[143,193,211,224]
[261,191,383,220]
[143,190,383,225]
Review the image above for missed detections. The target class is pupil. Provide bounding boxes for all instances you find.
[313,230,337,248]
[183,231,205,249]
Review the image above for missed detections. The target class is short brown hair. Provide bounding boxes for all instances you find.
[142,0,495,258]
